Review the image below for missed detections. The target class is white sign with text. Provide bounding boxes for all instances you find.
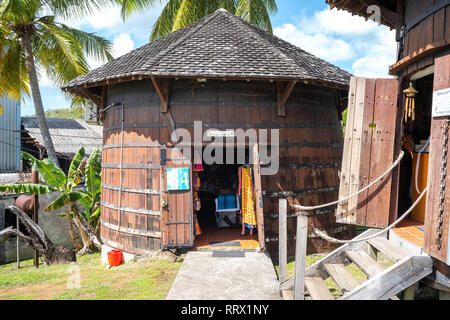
[433,88,450,117]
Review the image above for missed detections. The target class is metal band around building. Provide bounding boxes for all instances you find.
[101,183,160,195]
[102,163,160,170]
[101,201,160,216]
[262,186,339,198]
[103,122,342,133]
[102,142,163,150]
[100,219,161,238]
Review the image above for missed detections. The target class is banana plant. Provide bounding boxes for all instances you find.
[0,147,102,255]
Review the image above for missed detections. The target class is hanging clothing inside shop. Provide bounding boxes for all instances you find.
[240,166,257,230]
[194,212,202,237]
[193,172,202,236]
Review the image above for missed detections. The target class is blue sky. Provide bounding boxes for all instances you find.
[21,0,397,116]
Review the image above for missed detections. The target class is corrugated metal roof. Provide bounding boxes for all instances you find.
[0,96,20,173]
[22,117,103,158]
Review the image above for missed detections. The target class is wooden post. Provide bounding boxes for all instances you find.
[16,215,20,269]
[294,215,308,300]
[32,170,39,268]
[279,199,287,284]
[403,284,415,300]
[253,144,265,250]
[0,202,4,264]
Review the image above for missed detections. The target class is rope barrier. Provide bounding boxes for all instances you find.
[311,187,428,244]
[293,151,405,212]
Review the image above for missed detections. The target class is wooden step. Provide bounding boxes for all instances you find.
[281,289,294,300]
[324,264,360,293]
[346,250,384,278]
[340,255,433,300]
[305,277,334,300]
[367,237,409,262]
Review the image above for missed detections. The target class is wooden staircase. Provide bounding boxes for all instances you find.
[280,229,433,300]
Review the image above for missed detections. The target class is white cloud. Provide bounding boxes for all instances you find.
[351,31,398,78]
[60,4,162,44]
[85,33,134,70]
[62,5,123,30]
[274,23,354,63]
[112,33,135,58]
[299,8,383,37]
[274,8,397,78]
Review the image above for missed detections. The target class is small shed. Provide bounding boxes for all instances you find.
[21,117,103,172]
[63,9,353,256]
[0,96,20,173]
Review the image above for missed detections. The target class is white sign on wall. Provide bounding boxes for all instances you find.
[206,130,235,138]
[432,88,450,117]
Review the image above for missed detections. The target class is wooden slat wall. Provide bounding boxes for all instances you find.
[101,81,162,254]
[399,1,449,77]
[161,148,193,248]
[101,79,352,256]
[424,53,450,264]
[403,1,449,58]
[337,77,399,229]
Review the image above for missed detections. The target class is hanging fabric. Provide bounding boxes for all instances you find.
[194,213,202,236]
[193,149,204,172]
[193,172,201,190]
[241,167,257,230]
[193,191,201,211]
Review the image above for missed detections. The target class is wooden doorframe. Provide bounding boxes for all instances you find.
[253,143,266,251]
[424,53,450,265]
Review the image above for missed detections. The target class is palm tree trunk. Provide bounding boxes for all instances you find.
[21,32,60,167]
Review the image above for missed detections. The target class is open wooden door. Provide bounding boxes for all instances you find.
[253,143,265,250]
[160,147,194,249]
[337,77,400,228]
[424,53,450,265]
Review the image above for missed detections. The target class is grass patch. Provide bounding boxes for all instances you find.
[0,252,181,300]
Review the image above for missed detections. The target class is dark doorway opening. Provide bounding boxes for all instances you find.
[397,74,433,225]
[193,147,259,249]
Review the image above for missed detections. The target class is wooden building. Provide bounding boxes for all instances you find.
[327,0,450,286]
[63,9,354,257]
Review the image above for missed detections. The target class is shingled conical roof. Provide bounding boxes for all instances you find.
[63,9,351,92]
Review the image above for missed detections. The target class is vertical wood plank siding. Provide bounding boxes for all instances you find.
[337,78,399,229]
[398,1,449,78]
[424,53,450,263]
[101,79,353,256]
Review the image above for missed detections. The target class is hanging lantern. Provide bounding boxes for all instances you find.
[403,82,419,123]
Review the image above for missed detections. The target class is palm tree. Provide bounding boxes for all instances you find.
[119,0,278,41]
[0,0,114,167]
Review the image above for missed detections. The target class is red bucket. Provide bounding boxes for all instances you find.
[107,250,123,267]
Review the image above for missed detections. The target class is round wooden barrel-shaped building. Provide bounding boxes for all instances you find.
[63,9,354,256]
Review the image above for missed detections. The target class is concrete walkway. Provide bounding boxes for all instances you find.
[166,251,281,300]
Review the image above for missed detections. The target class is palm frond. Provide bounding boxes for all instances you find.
[150,0,183,41]
[58,24,114,63]
[0,0,42,24]
[0,35,30,102]
[235,0,275,33]
[149,0,276,41]
[33,20,89,87]
[118,0,164,19]
[172,0,203,32]
[44,0,111,21]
